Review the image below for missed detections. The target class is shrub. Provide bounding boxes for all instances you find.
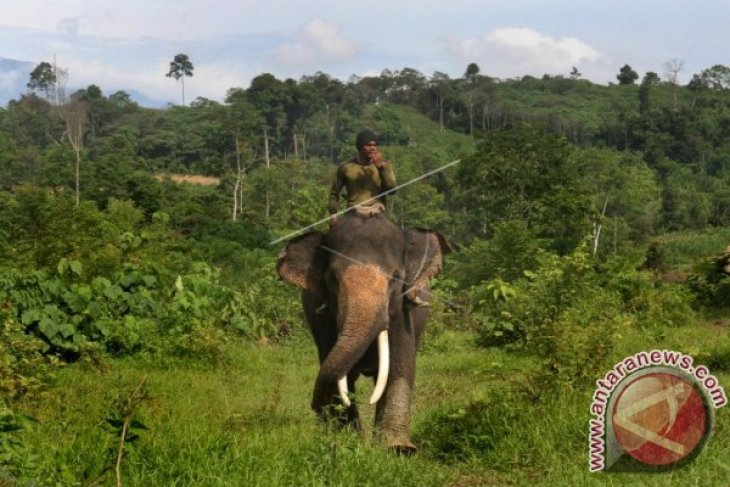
[687,249,730,308]
[473,245,634,392]
[599,257,701,328]
[0,312,60,399]
[0,405,39,481]
[447,221,542,288]
[1,257,287,359]
[416,394,521,463]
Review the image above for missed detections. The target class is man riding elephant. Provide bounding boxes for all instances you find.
[323,129,427,308]
[328,128,396,224]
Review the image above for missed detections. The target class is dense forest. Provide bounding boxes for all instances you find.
[1,61,729,484]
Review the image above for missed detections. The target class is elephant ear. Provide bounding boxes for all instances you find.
[276,231,327,299]
[403,228,451,298]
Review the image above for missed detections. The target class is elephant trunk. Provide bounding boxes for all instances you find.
[316,265,389,404]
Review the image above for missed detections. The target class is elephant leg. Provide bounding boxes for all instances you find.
[374,319,418,453]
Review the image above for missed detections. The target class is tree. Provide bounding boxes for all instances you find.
[464,62,481,82]
[663,58,684,111]
[71,84,109,139]
[616,64,639,85]
[27,62,57,100]
[430,72,452,133]
[454,125,592,253]
[56,99,88,206]
[109,90,135,109]
[286,81,324,158]
[570,66,582,80]
[166,53,194,106]
[694,64,730,90]
[577,148,661,252]
[224,88,263,221]
[642,72,661,86]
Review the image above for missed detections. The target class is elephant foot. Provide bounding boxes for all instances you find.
[386,439,418,456]
[377,432,418,455]
[312,401,361,430]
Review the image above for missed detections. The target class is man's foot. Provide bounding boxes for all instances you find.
[315,302,328,314]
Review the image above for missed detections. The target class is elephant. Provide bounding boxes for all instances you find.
[276,214,450,452]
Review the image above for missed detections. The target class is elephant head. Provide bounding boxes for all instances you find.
[276,216,449,437]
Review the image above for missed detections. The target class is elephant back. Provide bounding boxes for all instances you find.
[327,216,405,267]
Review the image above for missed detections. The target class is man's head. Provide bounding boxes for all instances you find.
[355,129,378,150]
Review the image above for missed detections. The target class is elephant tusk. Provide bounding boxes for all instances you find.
[338,376,351,407]
[370,330,390,405]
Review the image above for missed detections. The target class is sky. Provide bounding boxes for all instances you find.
[0,0,727,105]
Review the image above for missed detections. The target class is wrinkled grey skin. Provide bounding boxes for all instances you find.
[276,215,449,452]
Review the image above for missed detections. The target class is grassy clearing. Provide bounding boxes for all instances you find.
[653,227,730,269]
[6,320,730,486]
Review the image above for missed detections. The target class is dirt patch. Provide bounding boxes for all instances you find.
[156,173,221,186]
[660,271,687,283]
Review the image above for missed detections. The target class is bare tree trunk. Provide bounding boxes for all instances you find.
[593,198,609,255]
[59,103,86,207]
[239,176,244,216]
[264,127,271,219]
[232,178,240,221]
[467,93,474,136]
[75,146,81,207]
[232,136,242,221]
[482,102,491,131]
[438,95,445,133]
[664,59,684,113]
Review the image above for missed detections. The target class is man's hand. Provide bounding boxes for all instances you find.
[329,214,338,227]
[370,149,385,169]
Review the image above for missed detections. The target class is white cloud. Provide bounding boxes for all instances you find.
[450,27,602,78]
[57,17,79,37]
[272,19,356,66]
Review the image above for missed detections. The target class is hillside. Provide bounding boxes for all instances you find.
[1,66,729,485]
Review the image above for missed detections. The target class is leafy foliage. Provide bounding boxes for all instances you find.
[1,259,284,357]
[686,247,730,308]
[417,395,521,463]
[0,313,60,399]
[454,126,593,253]
[469,245,693,392]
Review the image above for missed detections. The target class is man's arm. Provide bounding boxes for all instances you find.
[371,150,396,195]
[378,161,396,194]
[328,164,344,216]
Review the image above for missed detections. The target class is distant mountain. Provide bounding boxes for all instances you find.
[126,89,173,109]
[0,57,34,106]
[0,56,172,109]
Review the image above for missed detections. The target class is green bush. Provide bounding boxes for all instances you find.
[416,394,521,464]
[687,250,730,308]
[0,313,60,399]
[1,258,286,359]
[0,405,39,481]
[447,221,542,288]
[695,343,730,372]
[599,257,701,328]
[473,246,634,391]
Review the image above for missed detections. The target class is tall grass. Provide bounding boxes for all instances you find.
[7,325,730,486]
